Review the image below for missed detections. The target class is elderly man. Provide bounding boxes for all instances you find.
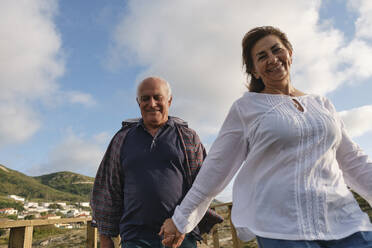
[91,77,207,248]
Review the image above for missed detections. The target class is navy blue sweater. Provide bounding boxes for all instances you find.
[119,119,189,241]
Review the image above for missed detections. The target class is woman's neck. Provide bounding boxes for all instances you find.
[261,84,304,96]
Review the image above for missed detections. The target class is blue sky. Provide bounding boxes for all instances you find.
[1,0,372,201]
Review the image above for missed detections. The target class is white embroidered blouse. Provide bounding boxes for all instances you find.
[172,92,372,241]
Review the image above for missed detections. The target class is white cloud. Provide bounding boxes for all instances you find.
[339,105,372,138]
[0,102,40,146]
[28,130,108,176]
[0,0,95,146]
[93,132,111,145]
[109,0,372,140]
[349,0,372,40]
[0,0,62,102]
[66,91,96,106]
[339,39,372,80]
[0,0,62,146]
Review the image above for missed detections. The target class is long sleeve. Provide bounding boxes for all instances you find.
[90,129,128,236]
[336,123,372,206]
[172,102,249,233]
[325,99,372,206]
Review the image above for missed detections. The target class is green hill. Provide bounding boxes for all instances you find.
[0,164,87,202]
[34,171,94,199]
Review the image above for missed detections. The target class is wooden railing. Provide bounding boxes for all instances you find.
[0,217,97,248]
[0,202,246,248]
[205,202,244,248]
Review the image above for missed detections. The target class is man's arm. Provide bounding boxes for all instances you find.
[177,125,206,182]
[90,129,128,238]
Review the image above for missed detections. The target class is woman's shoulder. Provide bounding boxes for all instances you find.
[233,92,264,110]
[303,94,332,104]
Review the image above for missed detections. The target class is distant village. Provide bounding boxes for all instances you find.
[0,195,91,229]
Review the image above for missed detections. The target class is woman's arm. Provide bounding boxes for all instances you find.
[325,98,372,206]
[173,102,249,233]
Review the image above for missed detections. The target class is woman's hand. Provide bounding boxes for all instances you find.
[159,218,185,248]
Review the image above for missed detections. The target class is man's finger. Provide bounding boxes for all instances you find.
[162,235,174,246]
[172,234,185,248]
[158,225,164,236]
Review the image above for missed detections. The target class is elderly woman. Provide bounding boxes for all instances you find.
[159,26,372,248]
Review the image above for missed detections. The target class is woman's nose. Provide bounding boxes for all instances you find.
[267,53,278,63]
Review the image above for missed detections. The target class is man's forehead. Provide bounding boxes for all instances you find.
[138,79,167,94]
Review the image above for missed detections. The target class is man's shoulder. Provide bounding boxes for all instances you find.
[171,117,202,145]
[121,118,141,128]
[108,119,139,144]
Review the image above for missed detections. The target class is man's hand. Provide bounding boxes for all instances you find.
[159,218,185,248]
[99,234,115,248]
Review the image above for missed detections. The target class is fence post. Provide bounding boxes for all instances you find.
[8,226,33,248]
[210,207,220,248]
[86,221,97,248]
[228,205,242,248]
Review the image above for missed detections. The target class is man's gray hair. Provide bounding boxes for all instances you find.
[136,77,172,102]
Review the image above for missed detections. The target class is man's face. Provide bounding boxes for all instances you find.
[137,78,172,129]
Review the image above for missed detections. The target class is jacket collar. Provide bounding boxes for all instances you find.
[121,116,188,129]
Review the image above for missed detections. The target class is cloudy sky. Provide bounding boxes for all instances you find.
[1,0,372,201]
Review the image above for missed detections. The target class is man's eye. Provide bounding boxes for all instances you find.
[139,95,164,102]
[153,95,164,101]
[140,96,150,102]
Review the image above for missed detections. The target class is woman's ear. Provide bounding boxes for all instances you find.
[251,70,259,79]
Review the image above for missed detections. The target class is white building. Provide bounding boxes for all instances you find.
[34,206,49,213]
[80,202,90,208]
[57,202,67,208]
[8,195,25,202]
[41,202,51,208]
[24,202,38,208]
[66,209,80,218]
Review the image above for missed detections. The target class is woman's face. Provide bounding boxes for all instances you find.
[251,35,292,85]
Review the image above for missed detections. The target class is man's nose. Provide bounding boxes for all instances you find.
[148,97,157,107]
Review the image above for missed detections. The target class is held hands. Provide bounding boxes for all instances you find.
[159,218,185,248]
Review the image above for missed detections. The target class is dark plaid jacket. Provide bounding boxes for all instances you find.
[90,116,206,237]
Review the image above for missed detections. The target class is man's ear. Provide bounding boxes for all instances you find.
[136,97,140,106]
[168,96,173,107]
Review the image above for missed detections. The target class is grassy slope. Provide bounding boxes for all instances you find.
[34,171,94,199]
[0,164,86,202]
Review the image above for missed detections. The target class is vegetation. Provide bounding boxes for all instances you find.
[0,229,7,247]
[0,196,24,211]
[0,165,88,202]
[353,191,372,221]
[34,171,94,199]
[49,203,63,210]
[24,215,35,220]
[5,215,17,220]
[32,225,70,240]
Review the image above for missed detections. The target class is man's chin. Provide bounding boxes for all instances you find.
[144,117,167,127]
